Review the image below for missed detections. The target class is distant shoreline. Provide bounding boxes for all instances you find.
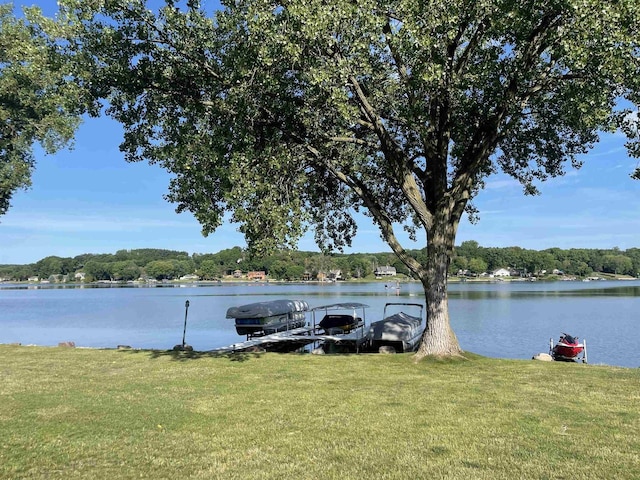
[1,273,638,288]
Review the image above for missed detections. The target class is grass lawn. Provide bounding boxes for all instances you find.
[1,345,638,479]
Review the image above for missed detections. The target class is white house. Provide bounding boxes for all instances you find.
[375,265,397,277]
[492,268,511,277]
[179,274,200,281]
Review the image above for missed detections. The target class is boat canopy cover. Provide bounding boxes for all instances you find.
[319,314,362,330]
[369,312,422,339]
[226,299,309,319]
[310,302,369,311]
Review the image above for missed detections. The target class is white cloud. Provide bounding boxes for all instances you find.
[1,213,197,232]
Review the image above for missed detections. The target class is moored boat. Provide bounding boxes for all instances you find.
[226,299,309,336]
[550,333,587,363]
[366,302,425,353]
[311,302,368,334]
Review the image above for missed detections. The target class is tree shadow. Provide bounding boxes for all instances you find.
[116,347,264,362]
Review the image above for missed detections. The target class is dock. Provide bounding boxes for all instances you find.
[209,325,369,353]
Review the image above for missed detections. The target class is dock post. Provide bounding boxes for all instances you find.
[182,300,190,346]
[173,300,192,351]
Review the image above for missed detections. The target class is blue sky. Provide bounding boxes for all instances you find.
[2,2,639,265]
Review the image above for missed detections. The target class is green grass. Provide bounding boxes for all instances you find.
[1,345,638,479]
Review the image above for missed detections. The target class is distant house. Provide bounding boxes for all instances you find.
[179,274,200,281]
[492,268,511,277]
[328,269,342,281]
[28,276,39,282]
[232,269,243,278]
[74,272,86,282]
[375,265,397,277]
[247,271,266,281]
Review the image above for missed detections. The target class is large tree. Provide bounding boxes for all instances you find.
[0,3,90,216]
[47,0,639,358]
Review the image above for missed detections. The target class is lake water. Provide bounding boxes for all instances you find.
[1,280,639,367]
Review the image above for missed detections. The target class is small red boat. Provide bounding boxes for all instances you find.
[550,333,587,363]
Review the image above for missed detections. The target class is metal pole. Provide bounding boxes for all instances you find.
[182,300,190,347]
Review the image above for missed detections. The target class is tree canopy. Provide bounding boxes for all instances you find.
[27,0,640,358]
[0,3,91,216]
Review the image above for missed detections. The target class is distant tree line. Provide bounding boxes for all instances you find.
[0,243,639,282]
[0,249,195,282]
[450,241,640,278]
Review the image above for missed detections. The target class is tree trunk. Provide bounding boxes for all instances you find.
[414,217,463,360]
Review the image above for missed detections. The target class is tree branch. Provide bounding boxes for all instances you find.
[451,16,491,76]
[328,136,377,148]
[328,161,425,277]
[450,9,566,214]
[302,138,424,276]
[347,73,434,229]
[124,4,222,82]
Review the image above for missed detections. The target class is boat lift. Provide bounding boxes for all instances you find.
[309,302,370,353]
[210,302,372,354]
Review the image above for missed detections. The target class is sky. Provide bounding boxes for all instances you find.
[2,3,639,265]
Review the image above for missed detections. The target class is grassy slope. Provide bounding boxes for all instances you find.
[1,345,638,479]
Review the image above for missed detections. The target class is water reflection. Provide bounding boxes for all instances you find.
[448,285,640,299]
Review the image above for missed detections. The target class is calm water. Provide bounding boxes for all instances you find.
[1,280,639,367]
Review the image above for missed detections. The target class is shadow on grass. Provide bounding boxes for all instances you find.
[117,348,265,362]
